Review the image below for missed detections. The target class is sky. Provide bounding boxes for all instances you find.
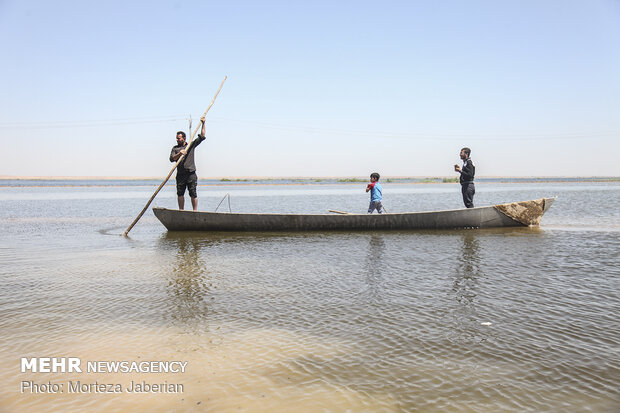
[1,0,619,178]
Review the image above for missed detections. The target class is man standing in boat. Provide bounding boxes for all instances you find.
[454,147,475,208]
[170,116,206,210]
[366,172,384,213]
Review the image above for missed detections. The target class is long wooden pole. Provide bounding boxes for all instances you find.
[123,76,227,236]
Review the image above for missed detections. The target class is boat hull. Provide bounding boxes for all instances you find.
[152,198,555,232]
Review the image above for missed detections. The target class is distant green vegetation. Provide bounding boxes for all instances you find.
[419,178,442,183]
[442,177,459,183]
[337,178,365,182]
[220,178,249,182]
[292,178,324,183]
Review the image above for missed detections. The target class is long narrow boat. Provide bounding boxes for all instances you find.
[152,197,555,232]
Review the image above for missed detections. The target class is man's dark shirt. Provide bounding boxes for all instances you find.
[459,158,475,184]
[170,134,206,175]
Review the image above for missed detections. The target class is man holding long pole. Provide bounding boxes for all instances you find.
[122,76,226,236]
[170,116,206,210]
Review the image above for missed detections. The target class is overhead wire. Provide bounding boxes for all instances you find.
[207,116,618,141]
[0,115,188,129]
[0,114,617,141]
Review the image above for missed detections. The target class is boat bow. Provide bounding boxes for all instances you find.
[493,197,556,226]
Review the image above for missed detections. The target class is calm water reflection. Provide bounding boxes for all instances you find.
[363,235,387,302]
[163,234,213,326]
[454,233,482,310]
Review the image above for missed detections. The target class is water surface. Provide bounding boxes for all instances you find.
[0,181,618,412]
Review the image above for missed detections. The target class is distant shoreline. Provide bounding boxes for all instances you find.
[1,175,619,181]
[0,176,618,189]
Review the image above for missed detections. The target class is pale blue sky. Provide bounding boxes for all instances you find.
[1,0,619,177]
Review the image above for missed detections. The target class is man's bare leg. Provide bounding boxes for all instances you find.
[191,197,198,211]
[177,196,185,210]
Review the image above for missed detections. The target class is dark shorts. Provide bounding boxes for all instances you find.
[368,201,384,214]
[176,172,198,198]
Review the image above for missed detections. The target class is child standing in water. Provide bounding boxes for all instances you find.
[366,172,384,214]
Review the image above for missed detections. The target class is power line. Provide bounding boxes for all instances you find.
[208,116,619,141]
[1,114,617,141]
[0,115,188,129]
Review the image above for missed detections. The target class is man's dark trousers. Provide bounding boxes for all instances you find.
[461,182,475,208]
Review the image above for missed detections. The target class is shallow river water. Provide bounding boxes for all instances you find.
[0,181,618,412]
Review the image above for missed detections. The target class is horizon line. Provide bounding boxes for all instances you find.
[1,175,619,180]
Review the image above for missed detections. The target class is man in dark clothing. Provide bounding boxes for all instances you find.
[454,147,475,208]
[170,116,206,210]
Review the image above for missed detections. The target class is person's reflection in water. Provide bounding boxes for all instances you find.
[454,232,483,304]
[161,233,213,328]
[363,234,387,303]
[450,232,485,342]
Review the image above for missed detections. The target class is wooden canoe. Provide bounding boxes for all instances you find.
[152,197,555,232]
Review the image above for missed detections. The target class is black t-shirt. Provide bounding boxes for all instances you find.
[169,134,206,174]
